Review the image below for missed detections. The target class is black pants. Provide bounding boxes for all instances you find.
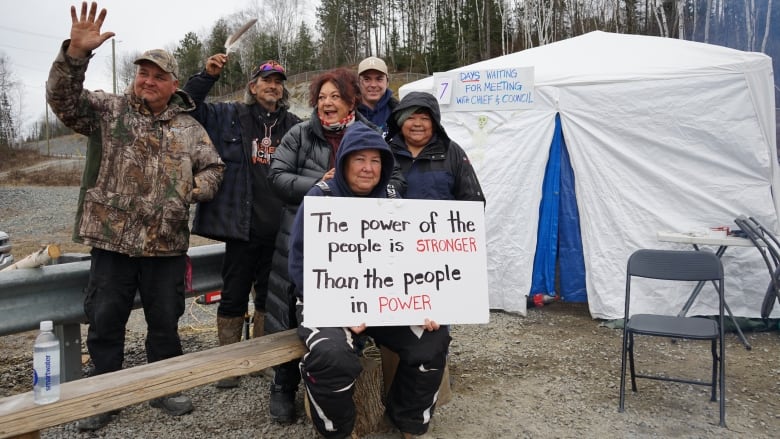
[84,248,186,375]
[271,291,302,392]
[217,232,275,317]
[298,315,451,438]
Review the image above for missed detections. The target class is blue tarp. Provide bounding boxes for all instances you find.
[530,114,587,302]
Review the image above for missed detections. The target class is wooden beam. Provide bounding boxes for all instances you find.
[0,329,305,439]
[1,245,61,272]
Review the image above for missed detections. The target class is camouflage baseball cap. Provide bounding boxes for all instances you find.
[134,49,179,79]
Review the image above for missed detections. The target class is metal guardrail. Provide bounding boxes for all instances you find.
[0,243,225,336]
[0,243,225,382]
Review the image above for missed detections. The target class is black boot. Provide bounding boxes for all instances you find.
[269,384,295,424]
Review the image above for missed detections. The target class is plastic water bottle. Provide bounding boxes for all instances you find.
[33,320,60,404]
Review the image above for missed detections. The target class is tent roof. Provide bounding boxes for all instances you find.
[402,31,770,92]
[398,31,779,319]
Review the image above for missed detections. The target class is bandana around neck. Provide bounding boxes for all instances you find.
[320,111,356,132]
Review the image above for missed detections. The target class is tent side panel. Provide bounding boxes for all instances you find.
[439,96,559,315]
[563,76,777,319]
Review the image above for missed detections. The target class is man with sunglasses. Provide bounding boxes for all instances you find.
[183,55,301,388]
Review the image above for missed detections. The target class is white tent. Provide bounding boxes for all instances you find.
[400,31,779,319]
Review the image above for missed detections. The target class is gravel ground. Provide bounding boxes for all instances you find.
[0,186,82,252]
[3,186,780,438]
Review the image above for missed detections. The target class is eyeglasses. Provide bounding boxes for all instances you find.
[251,61,285,78]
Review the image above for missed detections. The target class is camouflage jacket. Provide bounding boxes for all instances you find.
[46,41,224,257]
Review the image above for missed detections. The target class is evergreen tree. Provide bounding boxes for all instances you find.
[317,0,357,67]
[246,32,281,75]
[289,22,318,74]
[174,32,204,84]
[205,19,245,97]
[430,1,458,72]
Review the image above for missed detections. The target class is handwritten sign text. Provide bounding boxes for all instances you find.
[301,197,489,327]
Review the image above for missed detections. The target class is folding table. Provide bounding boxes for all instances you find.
[656,231,756,350]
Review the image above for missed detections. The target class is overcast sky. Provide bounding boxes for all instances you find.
[0,0,271,136]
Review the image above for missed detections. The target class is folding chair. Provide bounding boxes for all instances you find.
[734,215,780,321]
[618,249,726,427]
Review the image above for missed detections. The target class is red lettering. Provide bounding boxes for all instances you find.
[415,237,478,253]
[378,296,390,312]
[377,295,432,313]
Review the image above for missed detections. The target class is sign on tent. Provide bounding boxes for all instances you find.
[434,67,535,111]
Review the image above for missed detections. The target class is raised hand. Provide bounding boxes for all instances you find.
[66,2,115,58]
[205,54,228,77]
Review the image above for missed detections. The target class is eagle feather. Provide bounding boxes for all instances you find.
[224,19,257,54]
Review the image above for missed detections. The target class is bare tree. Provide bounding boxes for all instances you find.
[678,0,685,38]
[249,0,303,68]
[613,0,620,32]
[524,0,537,47]
[739,0,773,54]
[496,0,510,54]
[534,0,555,46]
[114,50,141,93]
[0,54,19,147]
[653,0,670,37]
[744,0,755,50]
[760,0,773,52]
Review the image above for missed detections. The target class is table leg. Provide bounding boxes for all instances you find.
[724,300,752,350]
[678,245,752,350]
[678,280,706,317]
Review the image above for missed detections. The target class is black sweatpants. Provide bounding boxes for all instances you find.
[84,248,186,375]
[297,315,451,438]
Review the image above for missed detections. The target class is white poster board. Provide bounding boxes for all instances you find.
[301,197,489,327]
[433,67,535,112]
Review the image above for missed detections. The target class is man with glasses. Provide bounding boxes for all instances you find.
[357,56,398,137]
[183,55,301,388]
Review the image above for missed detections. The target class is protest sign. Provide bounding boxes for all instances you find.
[433,67,534,112]
[300,197,488,327]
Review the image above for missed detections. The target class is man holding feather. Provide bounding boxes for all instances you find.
[183,24,302,392]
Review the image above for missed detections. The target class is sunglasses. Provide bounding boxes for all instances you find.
[251,61,285,78]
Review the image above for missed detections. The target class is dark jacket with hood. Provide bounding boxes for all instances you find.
[288,123,396,299]
[184,70,302,242]
[386,91,485,203]
[357,88,399,137]
[266,110,406,335]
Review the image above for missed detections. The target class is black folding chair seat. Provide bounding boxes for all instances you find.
[626,314,718,339]
[618,249,726,427]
